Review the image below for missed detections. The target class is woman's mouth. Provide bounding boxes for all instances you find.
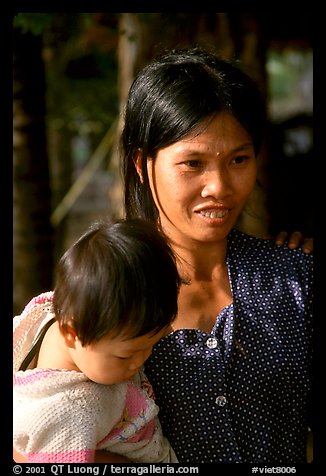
[199,209,229,219]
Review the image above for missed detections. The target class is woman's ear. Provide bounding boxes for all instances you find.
[134,149,143,183]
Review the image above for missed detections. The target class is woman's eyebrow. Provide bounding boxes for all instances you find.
[175,142,253,157]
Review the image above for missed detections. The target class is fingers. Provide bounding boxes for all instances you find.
[288,231,313,254]
[275,231,289,247]
[274,230,313,254]
[287,230,303,250]
[302,237,313,254]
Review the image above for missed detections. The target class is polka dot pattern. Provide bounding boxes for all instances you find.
[145,229,313,463]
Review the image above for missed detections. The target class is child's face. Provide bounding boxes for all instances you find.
[71,327,169,385]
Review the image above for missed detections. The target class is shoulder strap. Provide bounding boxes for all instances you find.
[18,317,56,371]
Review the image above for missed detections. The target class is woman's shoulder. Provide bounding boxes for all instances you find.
[228,228,313,269]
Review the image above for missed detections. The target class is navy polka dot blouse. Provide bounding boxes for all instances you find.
[145,229,313,464]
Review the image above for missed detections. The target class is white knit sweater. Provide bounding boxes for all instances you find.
[13,292,178,463]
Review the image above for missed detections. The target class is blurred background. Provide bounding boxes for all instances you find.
[13,12,313,315]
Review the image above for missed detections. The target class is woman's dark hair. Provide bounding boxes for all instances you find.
[53,218,181,345]
[122,47,266,222]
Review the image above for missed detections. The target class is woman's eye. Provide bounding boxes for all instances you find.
[184,160,201,168]
[232,155,249,165]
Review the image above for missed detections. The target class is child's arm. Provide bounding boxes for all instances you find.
[13,448,25,463]
[13,373,118,463]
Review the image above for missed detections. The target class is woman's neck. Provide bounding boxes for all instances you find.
[171,239,232,332]
[172,237,228,285]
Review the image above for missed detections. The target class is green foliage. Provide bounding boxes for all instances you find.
[14,13,119,136]
[46,37,118,135]
[13,13,55,35]
[266,48,313,120]
[46,73,118,135]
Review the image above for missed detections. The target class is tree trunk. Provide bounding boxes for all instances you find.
[13,28,54,315]
[47,126,73,262]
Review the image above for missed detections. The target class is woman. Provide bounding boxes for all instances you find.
[121,47,313,463]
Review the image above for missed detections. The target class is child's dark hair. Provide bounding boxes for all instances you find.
[53,218,181,345]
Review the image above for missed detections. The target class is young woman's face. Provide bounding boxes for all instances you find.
[71,328,167,385]
[146,112,257,245]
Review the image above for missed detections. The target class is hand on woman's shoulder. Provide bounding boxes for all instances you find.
[271,231,313,254]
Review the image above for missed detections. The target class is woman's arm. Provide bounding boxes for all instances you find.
[94,450,133,463]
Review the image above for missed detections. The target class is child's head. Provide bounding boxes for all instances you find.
[53,218,181,383]
[54,218,181,343]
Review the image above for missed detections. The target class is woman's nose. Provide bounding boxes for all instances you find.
[200,168,232,199]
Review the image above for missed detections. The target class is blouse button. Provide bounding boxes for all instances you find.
[215,395,227,407]
[206,337,218,349]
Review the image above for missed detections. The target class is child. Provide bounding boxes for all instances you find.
[13,218,181,463]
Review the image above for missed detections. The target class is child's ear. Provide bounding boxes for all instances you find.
[61,324,78,349]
